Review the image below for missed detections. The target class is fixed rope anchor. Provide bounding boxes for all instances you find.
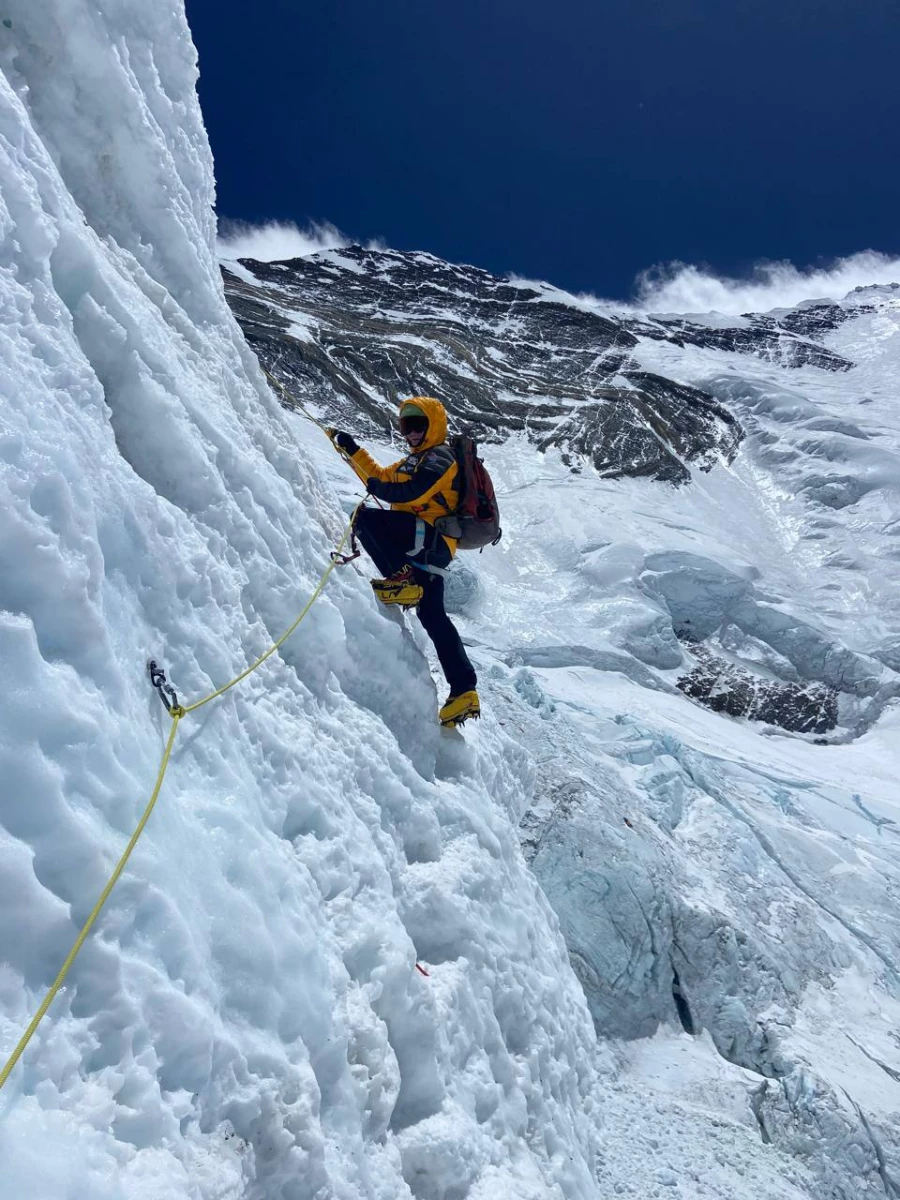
[330,505,364,565]
[148,660,183,716]
[330,545,360,566]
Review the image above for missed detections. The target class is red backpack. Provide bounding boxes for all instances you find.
[436,434,503,550]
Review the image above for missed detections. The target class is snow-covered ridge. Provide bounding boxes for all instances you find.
[0,5,603,1197]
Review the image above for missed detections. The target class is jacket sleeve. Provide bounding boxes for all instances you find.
[347,445,405,484]
[366,447,455,503]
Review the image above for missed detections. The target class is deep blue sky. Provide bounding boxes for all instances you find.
[185,0,900,299]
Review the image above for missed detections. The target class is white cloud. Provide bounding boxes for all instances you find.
[630,250,900,315]
[217,219,350,261]
[515,250,900,318]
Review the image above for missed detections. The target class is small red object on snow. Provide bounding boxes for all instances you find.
[415,963,430,977]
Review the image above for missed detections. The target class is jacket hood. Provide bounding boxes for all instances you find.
[399,396,447,452]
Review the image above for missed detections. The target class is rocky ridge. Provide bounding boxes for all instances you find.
[223,246,745,483]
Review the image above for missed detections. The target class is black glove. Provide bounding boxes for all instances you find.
[326,428,359,455]
[365,476,381,495]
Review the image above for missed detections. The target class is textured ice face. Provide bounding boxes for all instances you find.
[0,5,602,1199]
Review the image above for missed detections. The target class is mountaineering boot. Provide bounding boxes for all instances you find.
[439,690,481,727]
[371,564,424,608]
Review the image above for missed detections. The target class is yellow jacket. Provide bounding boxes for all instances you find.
[347,397,460,550]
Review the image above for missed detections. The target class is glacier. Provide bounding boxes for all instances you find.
[3,3,900,1200]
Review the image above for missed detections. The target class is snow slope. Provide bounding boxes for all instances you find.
[310,411,900,1199]
[4,3,900,1199]
[0,5,602,1198]
[453,298,900,1195]
[221,244,900,1195]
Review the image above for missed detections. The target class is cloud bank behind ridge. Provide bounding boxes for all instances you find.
[630,250,900,315]
[217,219,350,261]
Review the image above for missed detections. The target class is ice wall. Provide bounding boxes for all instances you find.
[0,5,601,1197]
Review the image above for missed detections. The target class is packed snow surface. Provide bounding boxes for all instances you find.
[4,3,900,1200]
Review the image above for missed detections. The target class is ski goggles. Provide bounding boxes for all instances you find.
[399,406,429,436]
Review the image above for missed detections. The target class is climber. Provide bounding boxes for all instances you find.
[326,397,480,728]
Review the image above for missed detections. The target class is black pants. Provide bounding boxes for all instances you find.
[354,507,477,696]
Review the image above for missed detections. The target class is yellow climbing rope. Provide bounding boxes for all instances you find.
[263,366,329,432]
[184,512,356,714]
[262,366,373,491]
[0,502,358,1093]
[0,714,183,1091]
